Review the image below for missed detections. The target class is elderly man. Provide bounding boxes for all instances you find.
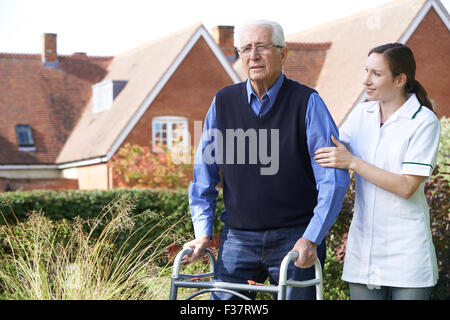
[184,19,349,300]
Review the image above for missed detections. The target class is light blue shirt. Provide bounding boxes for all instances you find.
[188,73,349,244]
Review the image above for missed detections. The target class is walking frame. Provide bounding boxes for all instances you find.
[169,247,323,300]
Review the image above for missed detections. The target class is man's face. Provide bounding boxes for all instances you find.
[239,25,287,87]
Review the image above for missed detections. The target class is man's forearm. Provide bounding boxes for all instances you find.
[302,171,349,244]
[188,180,217,238]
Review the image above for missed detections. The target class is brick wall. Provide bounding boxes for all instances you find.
[114,36,234,188]
[120,37,234,156]
[0,177,78,192]
[406,7,450,118]
[212,26,236,58]
[41,33,57,64]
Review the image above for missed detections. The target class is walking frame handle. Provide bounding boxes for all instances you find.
[278,251,323,300]
[172,247,216,280]
[169,247,323,300]
[169,247,216,300]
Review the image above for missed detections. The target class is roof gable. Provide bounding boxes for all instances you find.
[286,0,440,125]
[56,23,240,166]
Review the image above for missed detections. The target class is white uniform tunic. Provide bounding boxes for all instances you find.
[339,94,440,288]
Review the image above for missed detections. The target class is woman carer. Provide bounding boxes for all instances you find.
[314,43,440,300]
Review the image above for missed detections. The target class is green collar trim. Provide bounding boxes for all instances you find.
[412,106,422,119]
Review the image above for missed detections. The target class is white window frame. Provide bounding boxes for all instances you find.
[92,80,127,114]
[152,116,189,153]
[92,80,114,114]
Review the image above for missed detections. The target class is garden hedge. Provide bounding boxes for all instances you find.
[0,169,448,300]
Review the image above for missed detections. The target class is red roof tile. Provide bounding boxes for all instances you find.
[287,0,429,125]
[232,41,331,89]
[284,41,331,88]
[0,53,112,164]
[57,23,206,164]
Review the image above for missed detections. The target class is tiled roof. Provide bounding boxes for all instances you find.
[284,41,331,88]
[0,53,112,164]
[232,41,331,87]
[286,0,428,125]
[56,23,206,164]
[1,23,239,166]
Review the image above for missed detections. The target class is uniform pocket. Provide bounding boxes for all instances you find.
[396,196,426,221]
[376,187,400,214]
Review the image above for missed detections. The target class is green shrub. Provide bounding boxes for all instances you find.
[0,194,189,299]
[0,189,189,251]
[426,166,449,299]
[324,166,449,300]
[0,165,447,299]
[437,117,449,182]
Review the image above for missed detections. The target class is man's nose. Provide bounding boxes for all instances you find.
[249,47,261,59]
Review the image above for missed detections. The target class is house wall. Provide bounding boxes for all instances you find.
[406,7,450,118]
[0,163,111,191]
[0,177,78,191]
[123,36,233,148]
[0,168,78,192]
[77,163,111,190]
[0,37,235,192]
[0,169,61,179]
[117,36,234,187]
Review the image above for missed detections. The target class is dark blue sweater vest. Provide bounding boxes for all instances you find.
[215,77,318,230]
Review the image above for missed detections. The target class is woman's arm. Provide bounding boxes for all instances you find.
[314,135,426,199]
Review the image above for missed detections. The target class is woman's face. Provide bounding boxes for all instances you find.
[363,52,404,103]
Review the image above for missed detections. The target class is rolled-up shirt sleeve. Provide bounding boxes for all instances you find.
[188,97,221,238]
[302,93,350,245]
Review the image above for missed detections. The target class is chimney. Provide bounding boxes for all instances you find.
[72,52,88,59]
[212,26,237,63]
[41,33,58,68]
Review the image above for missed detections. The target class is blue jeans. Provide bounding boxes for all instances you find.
[349,283,432,300]
[211,225,326,300]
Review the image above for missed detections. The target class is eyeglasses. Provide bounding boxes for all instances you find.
[237,43,284,56]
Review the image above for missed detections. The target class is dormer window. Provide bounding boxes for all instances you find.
[92,80,127,114]
[15,124,35,151]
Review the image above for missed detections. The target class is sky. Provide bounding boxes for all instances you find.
[1,0,449,56]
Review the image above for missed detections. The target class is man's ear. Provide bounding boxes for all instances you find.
[280,46,288,63]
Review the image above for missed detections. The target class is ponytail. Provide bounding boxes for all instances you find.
[408,79,434,113]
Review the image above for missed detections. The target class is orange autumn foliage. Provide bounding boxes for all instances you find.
[110,143,193,190]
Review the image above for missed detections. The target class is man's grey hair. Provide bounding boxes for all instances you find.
[234,19,286,48]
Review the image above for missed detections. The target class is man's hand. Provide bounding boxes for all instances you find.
[290,237,318,269]
[182,235,211,264]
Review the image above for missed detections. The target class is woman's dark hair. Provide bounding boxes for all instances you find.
[369,42,434,112]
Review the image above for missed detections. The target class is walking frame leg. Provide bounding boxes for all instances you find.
[169,277,178,300]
